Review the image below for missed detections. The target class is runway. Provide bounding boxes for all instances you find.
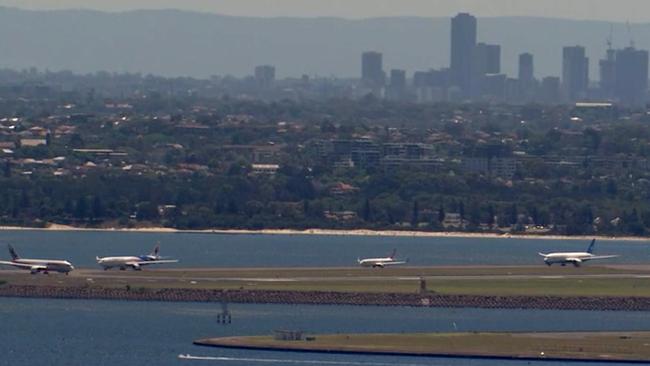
[4,265,650,299]
[5,264,650,281]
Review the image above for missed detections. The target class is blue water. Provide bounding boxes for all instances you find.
[0,230,648,268]
[2,298,650,366]
[2,232,650,365]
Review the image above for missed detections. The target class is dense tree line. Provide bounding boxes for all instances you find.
[3,88,650,235]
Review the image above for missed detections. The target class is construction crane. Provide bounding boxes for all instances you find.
[606,24,613,51]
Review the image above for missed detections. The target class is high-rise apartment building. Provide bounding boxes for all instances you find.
[361,51,385,88]
[474,43,501,75]
[615,47,649,106]
[599,49,616,98]
[254,65,276,88]
[450,13,477,97]
[387,69,407,100]
[562,46,589,101]
[518,53,534,83]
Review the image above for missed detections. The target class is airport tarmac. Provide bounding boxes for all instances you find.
[3,265,650,298]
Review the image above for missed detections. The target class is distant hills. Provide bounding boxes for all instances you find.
[1,6,649,79]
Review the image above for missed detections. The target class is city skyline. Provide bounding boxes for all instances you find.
[5,0,650,22]
[0,6,649,82]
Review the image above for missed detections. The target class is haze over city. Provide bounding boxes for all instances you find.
[7,2,650,366]
[3,0,650,22]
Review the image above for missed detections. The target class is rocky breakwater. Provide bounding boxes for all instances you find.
[1,284,650,311]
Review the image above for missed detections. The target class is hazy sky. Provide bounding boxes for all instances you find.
[3,0,650,22]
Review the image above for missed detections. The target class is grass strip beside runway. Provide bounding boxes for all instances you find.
[195,332,650,362]
[3,266,650,297]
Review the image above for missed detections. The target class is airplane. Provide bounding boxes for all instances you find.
[538,239,619,267]
[358,249,408,268]
[96,244,178,271]
[0,244,74,275]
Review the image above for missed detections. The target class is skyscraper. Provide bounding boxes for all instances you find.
[388,69,407,100]
[474,43,501,74]
[450,13,477,97]
[614,47,648,106]
[518,53,535,103]
[254,65,276,88]
[541,76,561,104]
[562,46,589,101]
[361,51,385,88]
[518,53,534,83]
[599,49,616,98]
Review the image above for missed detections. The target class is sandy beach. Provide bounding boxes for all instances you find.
[0,223,647,242]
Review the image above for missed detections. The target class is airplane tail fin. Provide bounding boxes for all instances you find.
[587,239,596,254]
[8,244,19,260]
[389,248,397,259]
[150,243,160,259]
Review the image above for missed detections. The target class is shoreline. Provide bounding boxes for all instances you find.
[193,333,650,364]
[3,285,650,311]
[0,224,648,242]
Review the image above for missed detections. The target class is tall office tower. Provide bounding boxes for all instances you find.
[474,43,501,74]
[450,13,477,97]
[518,53,534,83]
[471,43,500,98]
[541,76,561,104]
[390,69,407,89]
[387,69,407,100]
[254,65,276,88]
[518,53,535,103]
[562,46,589,101]
[614,47,649,106]
[361,51,385,87]
[599,49,616,98]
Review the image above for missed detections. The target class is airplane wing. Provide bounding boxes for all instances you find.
[133,259,179,266]
[585,255,620,261]
[0,260,34,269]
[382,260,408,266]
[0,260,47,272]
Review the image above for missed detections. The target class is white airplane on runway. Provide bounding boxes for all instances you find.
[358,249,408,268]
[96,244,178,271]
[539,239,618,267]
[0,244,74,274]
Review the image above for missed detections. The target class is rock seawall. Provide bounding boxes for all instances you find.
[1,285,650,311]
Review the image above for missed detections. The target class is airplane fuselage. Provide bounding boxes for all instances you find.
[12,259,74,274]
[97,256,150,270]
[358,257,399,268]
[542,252,595,265]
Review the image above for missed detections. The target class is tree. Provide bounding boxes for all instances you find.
[437,204,445,223]
[486,205,495,227]
[74,196,87,219]
[227,199,239,214]
[91,196,104,220]
[411,200,419,227]
[362,198,372,222]
[3,160,10,178]
[69,133,84,148]
[137,202,160,221]
[459,201,465,221]
[509,203,518,226]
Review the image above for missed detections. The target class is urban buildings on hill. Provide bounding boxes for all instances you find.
[352,13,650,107]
